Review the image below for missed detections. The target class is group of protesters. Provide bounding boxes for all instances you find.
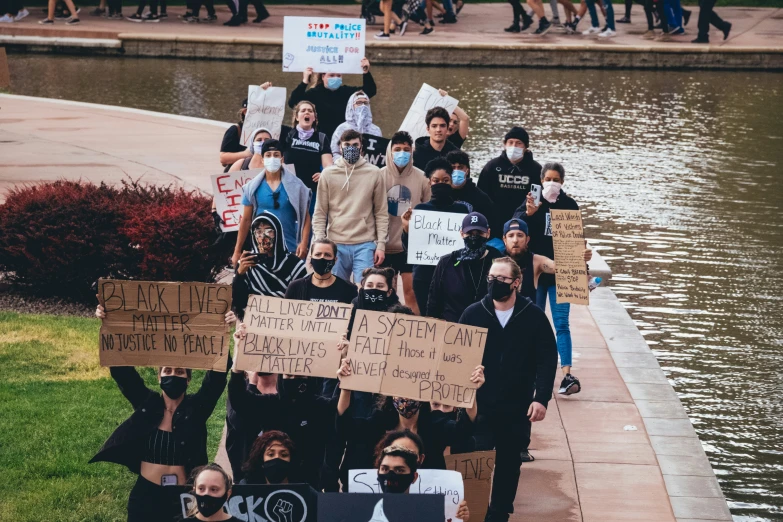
[91,59,601,522]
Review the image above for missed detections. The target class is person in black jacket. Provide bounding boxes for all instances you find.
[412,106,460,171]
[446,149,497,230]
[92,304,232,522]
[477,126,542,243]
[458,256,557,522]
[287,58,377,140]
[514,162,585,397]
[426,212,502,323]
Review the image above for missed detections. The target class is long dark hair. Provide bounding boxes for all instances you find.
[242,431,296,481]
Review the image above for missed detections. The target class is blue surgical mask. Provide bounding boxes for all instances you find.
[392,151,411,168]
[451,169,466,186]
[326,77,342,90]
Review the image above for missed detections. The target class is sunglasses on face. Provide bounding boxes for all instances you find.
[254,229,276,238]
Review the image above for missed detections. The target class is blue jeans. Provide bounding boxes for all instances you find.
[334,241,376,283]
[585,0,615,30]
[536,283,573,368]
[664,0,682,28]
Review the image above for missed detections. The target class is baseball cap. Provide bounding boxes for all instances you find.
[462,212,489,233]
[261,139,282,155]
[503,218,528,236]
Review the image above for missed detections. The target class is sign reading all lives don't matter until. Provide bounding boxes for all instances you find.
[407,209,465,266]
[282,17,366,74]
[98,279,232,371]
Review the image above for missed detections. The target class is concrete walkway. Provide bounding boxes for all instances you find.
[0,95,732,520]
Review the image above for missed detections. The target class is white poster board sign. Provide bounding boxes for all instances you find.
[211,170,259,232]
[406,209,465,266]
[398,84,459,141]
[241,86,287,147]
[282,17,366,74]
[349,469,464,522]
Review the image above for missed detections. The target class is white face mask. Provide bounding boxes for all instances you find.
[506,146,525,162]
[264,157,281,172]
[253,141,265,155]
[542,181,562,203]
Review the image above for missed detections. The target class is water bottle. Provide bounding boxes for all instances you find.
[588,277,602,291]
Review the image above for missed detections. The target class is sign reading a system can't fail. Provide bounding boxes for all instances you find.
[282,17,366,74]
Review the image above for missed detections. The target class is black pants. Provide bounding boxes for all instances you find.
[189,0,215,17]
[412,277,430,316]
[240,0,268,19]
[2,0,24,15]
[474,411,531,517]
[697,0,727,39]
[645,0,667,31]
[127,475,182,522]
[507,0,532,25]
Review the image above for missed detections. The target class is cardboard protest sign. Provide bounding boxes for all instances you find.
[98,280,231,371]
[445,451,495,522]
[319,493,444,522]
[282,17,366,74]
[398,84,459,142]
[241,85,287,146]
[349,469,465,522]
[550,209,590,305]
[177,484,318,522]
[406,209,465,266]
[341,311,487,407]
[363,134,389,168]
[211,169,259,232]
[235,295,352,378]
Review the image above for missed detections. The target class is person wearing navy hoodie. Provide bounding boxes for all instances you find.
[477,126,542,244]
[458,256,557,522]
[514,162,584,397]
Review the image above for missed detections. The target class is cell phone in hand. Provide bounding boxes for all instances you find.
[530,184,542,206]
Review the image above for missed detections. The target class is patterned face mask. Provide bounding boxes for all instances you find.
[342,145,361,165]
[393,397,422,419]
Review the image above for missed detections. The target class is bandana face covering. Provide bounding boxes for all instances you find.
[457,235,488,262]
[393,397,421,419]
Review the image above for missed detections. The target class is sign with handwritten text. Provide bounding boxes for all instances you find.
[445,451,495,522]
[550,209,589,305]
[98,280,232,371]
[398,84,459,141]
[282,17,366,74]
[241,85,287,147]
[211,170,259,232]
[362,134,389,168]
[407,209,465,266]
[341,311,487,407]
[235,295,352,378]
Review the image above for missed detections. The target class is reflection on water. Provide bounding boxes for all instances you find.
[8,55,783,519]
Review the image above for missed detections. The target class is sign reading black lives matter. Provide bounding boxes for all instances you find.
[98,279,232,371]
[406,209,465,266]
[235,295,352,378]
[341,310,487,407]
[177,483,318,522]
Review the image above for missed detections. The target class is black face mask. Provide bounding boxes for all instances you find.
[378,471,416,494]
[195,493,228,517]
[430,183,453,201]
[463,234,488,251]
[263,458,291,484]
[160,376,188,400]
[489,279,515,301]
[361,288,388,310]
[311,257,335,276]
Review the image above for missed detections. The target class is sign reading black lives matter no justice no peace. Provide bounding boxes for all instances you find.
[341,310,487,407]
[235,295,352,378]
[98,279,232,371]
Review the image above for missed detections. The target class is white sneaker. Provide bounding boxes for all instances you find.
[15,8,29,20]
[598,28,616,38]
[582,26,601,35]
[0,14,14,22]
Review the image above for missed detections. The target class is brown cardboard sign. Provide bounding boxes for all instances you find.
[550,209,590,306]
[341,310,487,407]
[98,279,232,371]
[235,295,352,378]
[445,451,496,522]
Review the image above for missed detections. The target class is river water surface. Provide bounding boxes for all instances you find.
[7,55,783,520]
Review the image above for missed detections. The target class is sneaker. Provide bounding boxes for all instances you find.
[642,29,656,39]
[669,26,684,35]
[439,13,457,24]
[178,11,193,18]
[158,11,167,18]
[558,374,581,395]
[534,19,551,35]
[252,12,269,23]
[141,12,159,22]
[89,7,105,15]
[582,25,601,35]
[14,8,29,20]
[38,17,54,23]
[65,16,80,24]
[598,27,616,38]
[504,23,520,33]
[374,31,390,39]
[520,17,532,31]
[126,13,143,21]
[183,15,198,23]
[420,25,433,35]
[520,451,535,463]
[722,21,731,40]
[223,16,240,25]
[399,19,408,35]
[683,9,691,26]
[617,15,630,23]
[203,14,217,22]
[656,32,672,41]
[0,14,14,22]
[691,36,709,43]
[108,12,123,19]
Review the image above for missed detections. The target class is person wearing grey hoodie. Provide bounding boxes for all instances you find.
[379,131,431,314]
[313,129,389,283]
[330,91,383,162]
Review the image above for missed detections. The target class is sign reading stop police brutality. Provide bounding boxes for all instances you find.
[211,169,259,232]
[282,17,366,74]
[407,209,465,266]
[341,310,487,407]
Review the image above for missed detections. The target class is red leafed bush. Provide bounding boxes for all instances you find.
[0,180,229,301]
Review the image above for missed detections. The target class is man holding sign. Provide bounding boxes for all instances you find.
[458,257,557,522]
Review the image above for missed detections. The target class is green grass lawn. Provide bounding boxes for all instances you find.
[0,311,228,522]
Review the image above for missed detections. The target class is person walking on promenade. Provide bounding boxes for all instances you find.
[692,0,731,43]
[39,0,79,24]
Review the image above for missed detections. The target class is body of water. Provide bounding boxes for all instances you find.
[7,55,783,520]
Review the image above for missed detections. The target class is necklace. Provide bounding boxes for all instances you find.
[467,257,488,301]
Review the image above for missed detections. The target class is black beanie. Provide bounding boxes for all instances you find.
[504,126,529,148]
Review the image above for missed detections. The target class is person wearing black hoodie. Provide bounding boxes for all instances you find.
[287,59,377,140]
[458,256,557,522]
[447,149,497,227]
[514,162,584,397]
[412,107,460,171]
[400,157,469,315]
[477,126,542,241]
